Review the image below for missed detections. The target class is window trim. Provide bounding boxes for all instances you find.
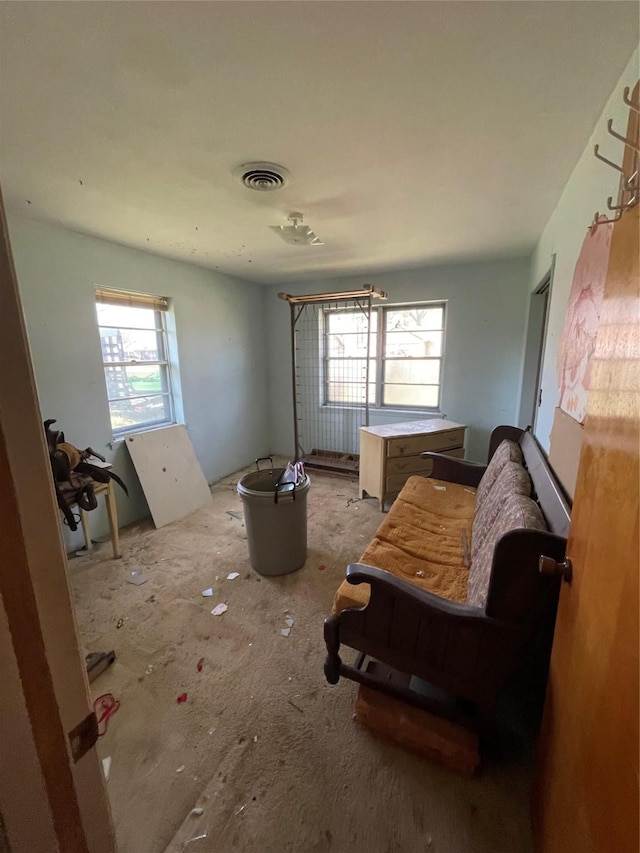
[95,292,176,437]
[322,300,447,411]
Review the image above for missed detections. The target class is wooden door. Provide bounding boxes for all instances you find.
[0,188,116,851]
[533,105,639,850]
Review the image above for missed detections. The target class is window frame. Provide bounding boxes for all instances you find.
[322,301,447,411]
[96,295,176,438]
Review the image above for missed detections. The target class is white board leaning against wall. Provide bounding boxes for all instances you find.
[125,424,211,527]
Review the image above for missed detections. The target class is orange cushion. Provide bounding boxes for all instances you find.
[333,476,475,614]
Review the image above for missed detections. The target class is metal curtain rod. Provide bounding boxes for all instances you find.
[277,285,387,304]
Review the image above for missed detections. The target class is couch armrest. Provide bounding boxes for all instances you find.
[345,563,482,617]
[325,563,523,714]
[420,452,486,487]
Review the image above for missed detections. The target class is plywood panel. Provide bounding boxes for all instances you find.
[125,425,211,527]
[548,407,583,499]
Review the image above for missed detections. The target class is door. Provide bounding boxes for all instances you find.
[0,189,116,852]
[518,271,552,430]
[531,280,550,432]
[532,208,639,846]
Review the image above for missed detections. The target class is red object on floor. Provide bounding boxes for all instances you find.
[318,565,326,571]
[177,692,188,704]
[196,658,204,672]
[93,693,121,737]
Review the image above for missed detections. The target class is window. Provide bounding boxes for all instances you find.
[323,302,446,410]
[95,289,174,436]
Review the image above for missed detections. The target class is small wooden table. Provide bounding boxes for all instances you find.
[359,418,467,510]
[73,479,120,559]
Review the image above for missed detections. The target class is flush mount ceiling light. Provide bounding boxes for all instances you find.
[269,212,324,247]
[234,162,291,191]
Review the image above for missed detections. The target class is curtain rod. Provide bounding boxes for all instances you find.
[277,285,387,305]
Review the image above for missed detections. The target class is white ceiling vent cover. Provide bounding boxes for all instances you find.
[235,162,291,191]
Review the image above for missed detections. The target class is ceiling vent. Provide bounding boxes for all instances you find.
[235,162,291,192]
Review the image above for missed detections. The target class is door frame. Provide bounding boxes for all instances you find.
[518,257,555,430]
[0,189,116,853]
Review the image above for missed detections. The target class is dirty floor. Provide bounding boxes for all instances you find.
[69,466,535,853]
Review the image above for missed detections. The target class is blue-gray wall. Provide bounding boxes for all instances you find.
[8,213,532,551]
[265,257,531,463]
[8,215,269,546]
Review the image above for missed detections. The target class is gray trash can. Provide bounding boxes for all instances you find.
[237,458,311,576]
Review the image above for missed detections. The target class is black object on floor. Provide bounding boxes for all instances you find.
[86,650,116,683]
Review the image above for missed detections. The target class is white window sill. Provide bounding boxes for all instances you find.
[109,421,179,448]
[321,404,444,417]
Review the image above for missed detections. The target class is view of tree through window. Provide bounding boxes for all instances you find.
[323,303,445,409]
[96,300,174,435]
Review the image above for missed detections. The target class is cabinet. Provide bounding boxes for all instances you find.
[359,418,467,510]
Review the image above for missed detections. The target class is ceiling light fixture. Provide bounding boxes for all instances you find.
[269,212,324,247]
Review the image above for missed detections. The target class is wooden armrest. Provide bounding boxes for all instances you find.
[419,453,486,487]
[325,563,523,709]
[345,563,485,621]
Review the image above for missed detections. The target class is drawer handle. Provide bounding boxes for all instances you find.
[397,444,408,454]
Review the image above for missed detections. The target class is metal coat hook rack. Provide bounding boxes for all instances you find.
[623,86,640,112]
[590,82,640,232]
[607,119,640,153]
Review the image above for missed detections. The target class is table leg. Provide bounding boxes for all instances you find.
[105,482,120,559]
[79,508,93,552]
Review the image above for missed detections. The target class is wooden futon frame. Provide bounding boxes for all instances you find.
[323,427,572,732]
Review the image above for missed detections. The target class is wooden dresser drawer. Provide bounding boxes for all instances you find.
[386,455,435,475]
[385,471,416,492]
[385,447,466,494]
[444,447,465,459]
[387,427,465,457]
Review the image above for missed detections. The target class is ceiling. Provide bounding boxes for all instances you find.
[0,2,637,284]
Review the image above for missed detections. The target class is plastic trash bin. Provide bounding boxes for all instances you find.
[237,459,311,576]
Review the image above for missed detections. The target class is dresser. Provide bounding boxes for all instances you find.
[359,418,467,510]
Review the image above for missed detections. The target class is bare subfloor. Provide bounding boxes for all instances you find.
[70,466,535,853]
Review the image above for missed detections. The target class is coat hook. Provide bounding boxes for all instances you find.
[606,119,640,153]
[623,86,640,113]
[594,144,624,173]
[589,210,622,232]
[606,194,638,211]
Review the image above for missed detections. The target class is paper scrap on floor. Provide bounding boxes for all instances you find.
[127,569,148,585]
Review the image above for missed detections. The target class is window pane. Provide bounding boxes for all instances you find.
[326,354,375,404]
[327,359,369,383]
[385,306,444,332]
[384,384,440,407]
[326,331,377,358]
[326,310,377,358]
[384,330,442,358]
[326,383,369,404]
[109,395,171,431]
[96,303,158,329]
[104,365,168,399]
[327,309,377,334]
[100,327,163,362]
[384,358,441,385]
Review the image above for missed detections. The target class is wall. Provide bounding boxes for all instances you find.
[526,47,639,454]
[265,257,531,463]
[7,215,269,545]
